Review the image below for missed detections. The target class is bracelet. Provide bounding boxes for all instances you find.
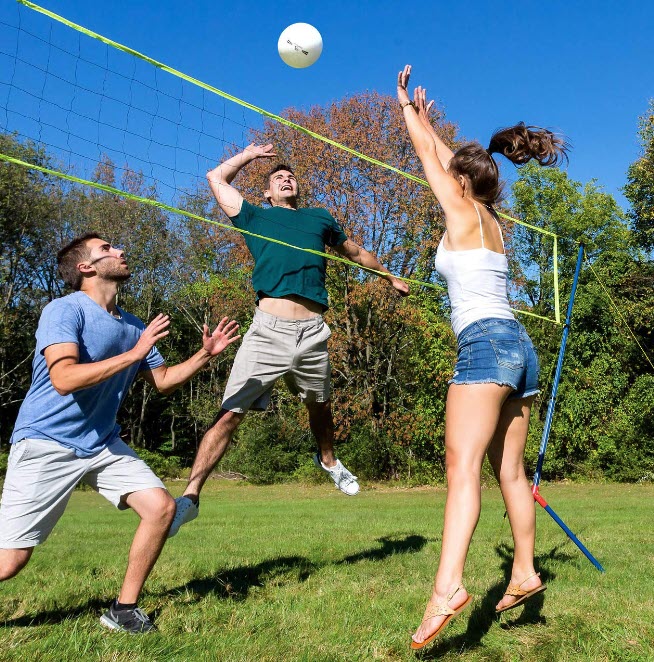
[400,100,415,110]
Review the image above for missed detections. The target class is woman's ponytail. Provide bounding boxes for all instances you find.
[487,122,569,167]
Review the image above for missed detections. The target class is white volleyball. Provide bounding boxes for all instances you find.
[278,23,323,69]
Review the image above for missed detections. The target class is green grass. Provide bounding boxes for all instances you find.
[1,481,653,661]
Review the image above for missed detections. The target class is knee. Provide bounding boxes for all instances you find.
[210,409,243,435]
[445,457,481,485]
[497,465,527,487]
[306,400,332,421]
[307,399,330,411]
[0,549,32,581]
[160,493,176,527]
[138,491,176,528]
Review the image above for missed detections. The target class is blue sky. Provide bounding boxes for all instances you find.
[2,0,653,209]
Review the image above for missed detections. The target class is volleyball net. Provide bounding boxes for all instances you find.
[1,0,561,323]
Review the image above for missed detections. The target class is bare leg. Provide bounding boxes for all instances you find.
[487,395,542,610]
[413,383,512,644]
[0,548,33,581]
[306,400,336,467]
[183,409,245,500]
[117,488,175,604]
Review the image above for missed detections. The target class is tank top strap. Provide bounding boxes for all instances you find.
[490,207,506,252]
[473,201,484,248]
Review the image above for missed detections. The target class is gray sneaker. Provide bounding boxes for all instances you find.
[100,601,155,634]
[313,454,360,496]
[168,496,199,538]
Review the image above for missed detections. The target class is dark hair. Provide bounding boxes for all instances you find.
[448,123,569,206]
[264,163,297,202]
[57,232,102,291]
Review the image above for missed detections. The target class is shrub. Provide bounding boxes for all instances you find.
[597,374,654,481]
[221,414,310,484]
[134,447,183,479]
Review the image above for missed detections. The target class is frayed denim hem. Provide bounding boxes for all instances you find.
[448,378,518,389]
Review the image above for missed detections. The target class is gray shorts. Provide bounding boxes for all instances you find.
[222,308,332,413]
[0,437,165,549]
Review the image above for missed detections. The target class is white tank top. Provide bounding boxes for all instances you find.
[434,202,514,338]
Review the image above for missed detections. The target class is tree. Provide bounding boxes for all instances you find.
[624,100,654,251]
[511,161,653,479]
[0,133,69,443]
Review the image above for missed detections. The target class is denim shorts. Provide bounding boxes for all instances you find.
[449,318,540,399]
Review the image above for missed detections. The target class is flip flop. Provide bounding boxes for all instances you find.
[410,585,473,650]
[496,572,547,613]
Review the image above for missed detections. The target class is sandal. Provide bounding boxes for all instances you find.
[410,585,473,650]
[496,572,546,613]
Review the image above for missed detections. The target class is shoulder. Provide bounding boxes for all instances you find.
[231,199,264,223]
[239,199,262,215]
[36,293,86,348]
[40,292,84,320]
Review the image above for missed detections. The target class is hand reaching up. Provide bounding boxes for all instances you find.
[202,318,241,356]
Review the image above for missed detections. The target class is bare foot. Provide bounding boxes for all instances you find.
[412,585,470,645]
[496,572,542,611]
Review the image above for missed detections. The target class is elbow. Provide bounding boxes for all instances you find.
[415,140,437,161]
[157,377,177,396]
[51,380,73,397]
[206,170,225,185]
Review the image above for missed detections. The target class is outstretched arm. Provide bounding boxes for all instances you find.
[397,65,464,214]
[413,86,455,170]
[45,314,171,396]
[206,143,276,218]
[141,318,240,395]
[333,240,409,296]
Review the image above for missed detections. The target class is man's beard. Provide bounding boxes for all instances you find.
[105,271,131,284]
[92,257,131,283]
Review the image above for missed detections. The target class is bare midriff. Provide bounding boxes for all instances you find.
[257,294,323,320]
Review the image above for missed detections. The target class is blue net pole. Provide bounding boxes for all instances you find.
[534,243,585,487]
[541,502,605,572]
[531,242,604,572]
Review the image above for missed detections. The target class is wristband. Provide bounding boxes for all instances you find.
[400,100,415,110]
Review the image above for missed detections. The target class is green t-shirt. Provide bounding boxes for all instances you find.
[230,200,348,310]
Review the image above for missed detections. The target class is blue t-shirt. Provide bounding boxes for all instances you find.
[231,200,348,310]
[10,291,165,457]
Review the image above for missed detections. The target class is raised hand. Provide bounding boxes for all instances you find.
[133,314,170,360]
[243,143,277,160]
[414,86,435,125]
[397,64,412,106]
[202,317,241,356]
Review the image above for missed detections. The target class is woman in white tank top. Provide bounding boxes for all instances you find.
[397,65,568,650]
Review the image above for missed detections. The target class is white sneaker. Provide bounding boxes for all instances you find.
[168,496,198,538]
[313,454,360,496]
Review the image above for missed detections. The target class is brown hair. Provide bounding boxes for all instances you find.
[57,233,101,291]
[448,123,569,206]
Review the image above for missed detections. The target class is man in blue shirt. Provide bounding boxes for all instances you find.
[0,233,240,633]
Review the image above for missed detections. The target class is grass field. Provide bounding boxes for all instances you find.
[1,480,653,661]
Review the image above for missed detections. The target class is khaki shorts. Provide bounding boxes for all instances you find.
[222,308,332,413]
[0,437,165,549]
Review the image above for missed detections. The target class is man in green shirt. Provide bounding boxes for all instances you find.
[169,144,408,535]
